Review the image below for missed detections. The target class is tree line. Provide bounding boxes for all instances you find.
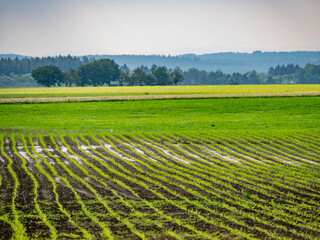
[2,51,320,75]
[1,57,319,87]
[182,63,320,85]
[31,59,184,87]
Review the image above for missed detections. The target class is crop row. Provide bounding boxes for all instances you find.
[0,131,319,239]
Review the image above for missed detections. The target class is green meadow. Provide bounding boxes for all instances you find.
[0,96,319,134]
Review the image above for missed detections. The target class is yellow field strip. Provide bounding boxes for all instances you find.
[1,91,320,103]
[1,85,319,94]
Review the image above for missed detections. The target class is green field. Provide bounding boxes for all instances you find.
[0,97,319,134]
[0,86,320,239]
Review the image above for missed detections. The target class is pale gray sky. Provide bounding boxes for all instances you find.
[0,0,319,56]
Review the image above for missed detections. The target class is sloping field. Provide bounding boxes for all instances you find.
[1,131,319,239]
[1,85,319,103]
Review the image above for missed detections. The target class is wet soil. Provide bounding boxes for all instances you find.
[1,134,320,239]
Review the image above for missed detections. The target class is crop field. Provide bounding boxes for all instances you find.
[0,85,319,103]
[0,84,319,239]
[0,131,319,239]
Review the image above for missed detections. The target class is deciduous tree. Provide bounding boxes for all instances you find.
[169,67,184,85]
[31,65,64,87]
[79,59,120,86]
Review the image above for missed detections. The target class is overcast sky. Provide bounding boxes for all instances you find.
[0,0,319,56]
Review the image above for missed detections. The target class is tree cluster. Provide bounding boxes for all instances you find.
[32,59,120,87]
[31,59,184,87]
[119,65,184,86]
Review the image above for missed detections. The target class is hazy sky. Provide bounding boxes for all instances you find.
[0,0,319,56]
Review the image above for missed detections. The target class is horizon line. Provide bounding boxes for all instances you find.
[1,49,320,58]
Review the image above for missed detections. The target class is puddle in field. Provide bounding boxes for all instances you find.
[0,156,4,162]
[38,153,56,165]
[201,146,242,164]
[79,145,90,150]
[64,160,71,165]
[54,177,95,198]
[34,146,43,153]
[79,145,94,154]
[103,143,136,162]
[60,146,68,153]
[28,147,56,165]
[292,156,317,165]
[79,145,100,150]
[243,143,313,165]
[268,144,318,165]
[273,156,299,165]
[18,148,56,167]
[54,141,84,166]
[174,144,208,161]
[143,140,191,165]
[93,139,136,162]
[35,145,54,154]
[78,145,108,162]
[5,147,14,158]
[18,151,34,163]
[223,147,266,164]
[120,141,159,162]
[284,141,319,156]
[67,154,83,165]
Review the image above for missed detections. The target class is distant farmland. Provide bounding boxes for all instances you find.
[0,85,319,103]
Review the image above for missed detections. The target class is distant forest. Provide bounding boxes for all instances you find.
[1,51,320,74]
[0,51,320,87]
